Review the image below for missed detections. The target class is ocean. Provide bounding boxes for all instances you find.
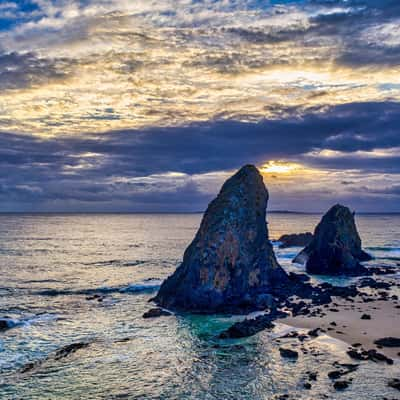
[0,213,399,399]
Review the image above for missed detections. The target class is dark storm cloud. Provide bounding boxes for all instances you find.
[338,44,400,68]
[0,101,399,211]
[226,26,309,44]
[226,1,400,69]
[0,52,74,90]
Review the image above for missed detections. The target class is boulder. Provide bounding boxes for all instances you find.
[54,342,89,360]
[374,337,400,347]
[153,165,289,313]
[277,232,313,248]
[0,319,10,331]
[388,378,400,391]
[334,380,350,390]
[279,347,299,359]
[142,308,172,318]
[218,315,275,339]
[293,204,372,276]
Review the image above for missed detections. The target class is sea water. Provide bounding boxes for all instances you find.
[0,213,399,399]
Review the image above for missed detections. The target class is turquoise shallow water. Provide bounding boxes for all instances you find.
[0,213,399,399]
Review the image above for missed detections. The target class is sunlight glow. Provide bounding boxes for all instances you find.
[260,161,301,174]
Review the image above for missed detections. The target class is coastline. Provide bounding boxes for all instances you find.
[279,293,400,359]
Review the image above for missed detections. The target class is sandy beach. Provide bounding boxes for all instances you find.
[280,292,400,359]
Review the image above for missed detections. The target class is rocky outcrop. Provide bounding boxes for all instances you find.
[142,308,172,318]
[374,337,400,347]
[278,232,313,248]
[294,204,372,276]
[153,165,289,313]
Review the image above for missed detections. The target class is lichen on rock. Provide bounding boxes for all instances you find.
[153,164,288,313]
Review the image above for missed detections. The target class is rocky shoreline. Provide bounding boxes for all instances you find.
[144,164,400,395]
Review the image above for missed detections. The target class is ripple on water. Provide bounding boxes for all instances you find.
[0,213,399,399]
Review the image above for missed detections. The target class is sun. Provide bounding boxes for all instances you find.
[259,161,300,174]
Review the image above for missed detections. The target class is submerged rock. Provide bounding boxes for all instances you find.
[388,378,400,391]
[294,204,372,276]
[142,308,172,318]
[153,165,288,313]
[19,342,90,374]
[277,232,313,248]
[219,315,275,339]
[54,342,89,360]
[0,319,11,331]
[219,309,287,339]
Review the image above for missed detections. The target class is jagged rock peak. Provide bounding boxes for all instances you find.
[153,164,288,313]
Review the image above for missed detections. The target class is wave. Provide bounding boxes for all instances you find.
[277,253,298,261]
[120,280,162,293]
[82,259,147,267]
[0,317,23,330]
[36,279,162,297]
[366,247,400,262]
[367,246,400,252]
[0,313,59,331]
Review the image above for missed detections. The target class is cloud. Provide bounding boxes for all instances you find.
[361,185,400,196]
[0,101,399,212]
[0,0,399,135]
[0,1,399,211]
[0,51,74,90]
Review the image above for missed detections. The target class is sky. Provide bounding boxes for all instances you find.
[0,0,399,213]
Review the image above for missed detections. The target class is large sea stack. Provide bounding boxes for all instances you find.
[294,204,372,276]
[153,165,288,313]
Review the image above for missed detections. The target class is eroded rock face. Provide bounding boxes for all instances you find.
[294,204,372,276]
[153,165,288,312]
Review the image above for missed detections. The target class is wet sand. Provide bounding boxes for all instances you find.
[280,297,400,359]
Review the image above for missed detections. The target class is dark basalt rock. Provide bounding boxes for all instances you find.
[278,232,313,248]
[279,347,299,359]
[0,319,11,331]
[328,370,343,380]
[153,165,288,313]
[334,380,350,390]
[294,204,373,276]
[19,342,90,374]
[219,309,287,339]
[388,378,400,391]
[347,348,393,364]
[142,308,172,318]
[54,342,89,360]
[358,278,391,290]
[374,337,400,348]
[308,328,320,337]
[20,360,42,374]
[219,316,275,339]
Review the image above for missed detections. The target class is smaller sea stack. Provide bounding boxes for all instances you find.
[153,164,288,313]
[294,204,372,276]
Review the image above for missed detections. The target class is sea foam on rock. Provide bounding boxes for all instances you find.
[294,204,372,276]
[153,165,289,313]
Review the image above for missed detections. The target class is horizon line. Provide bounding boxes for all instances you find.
[0,210,399,215]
